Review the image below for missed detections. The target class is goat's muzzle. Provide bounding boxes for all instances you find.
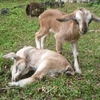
[80,22,88,35]
[80,29,87,35]
[12,74,22,82]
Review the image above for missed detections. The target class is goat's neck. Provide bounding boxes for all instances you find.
[59,21,80,42]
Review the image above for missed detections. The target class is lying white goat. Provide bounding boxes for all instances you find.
[35,8,100,74]
[3,46,75,87]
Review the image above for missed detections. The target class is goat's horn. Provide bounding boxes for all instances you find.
[92,14,100,22]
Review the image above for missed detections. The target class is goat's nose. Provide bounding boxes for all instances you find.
[12,77,17,82]
[81,28,87,35]
[15,77,19,81]
[12,75,21,82]
[15,74,21,81]
[81,22,88,34]
[82,28,87,33]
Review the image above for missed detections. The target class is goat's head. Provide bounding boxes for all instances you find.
[3,52,30,82]
[57,8,100,35]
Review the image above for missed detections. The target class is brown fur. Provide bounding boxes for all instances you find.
[36,9,80,52]
[26,2,45,17]
[35,8,100,74]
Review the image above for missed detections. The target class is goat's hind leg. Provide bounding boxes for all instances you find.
[41,34,48,49]
[35,31,41,49]
[35,29,49,49]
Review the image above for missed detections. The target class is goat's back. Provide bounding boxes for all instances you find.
[39,9,66,32]
[38,9,80,42]
[39,9,66,19]
[26,48,70,69]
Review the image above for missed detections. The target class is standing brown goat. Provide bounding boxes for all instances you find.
[35,8,100,74]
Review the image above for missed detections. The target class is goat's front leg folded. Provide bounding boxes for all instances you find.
[8,77,35,87]
[8,60,53,87]
[71,42,82,74]
[8,67,46,87]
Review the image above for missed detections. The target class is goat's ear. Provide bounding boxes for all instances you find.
[92,14,100,22]
[3,52,18,60]
[56,13,75,22]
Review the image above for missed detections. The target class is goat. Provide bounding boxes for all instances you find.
[3,46,75,87]
[26,2,45,17]
[35,8,100,74]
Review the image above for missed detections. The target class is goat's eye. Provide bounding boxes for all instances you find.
[16,66,21,72]
[19,68,21,71]
[74,19,79,24]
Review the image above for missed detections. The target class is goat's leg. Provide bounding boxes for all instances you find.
[32,59,57,79]
[35,32,41,49]
[8,60,54,87]
[8,77,35,87]
[71,42,82,74]
[8,71,43,87]
[41,34,47,49]
[35,29,49,49]
[55,37,63,54]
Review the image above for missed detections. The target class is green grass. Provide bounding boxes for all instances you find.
[0,1,100,100]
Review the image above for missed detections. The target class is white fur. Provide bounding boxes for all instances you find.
[3,46,75,87]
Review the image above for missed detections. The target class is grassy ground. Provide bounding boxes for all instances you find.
[0,0,100,100]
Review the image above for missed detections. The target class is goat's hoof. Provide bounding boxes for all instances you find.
[8,82,14,86]
[75,70,82,74]
[8,82,18,87]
